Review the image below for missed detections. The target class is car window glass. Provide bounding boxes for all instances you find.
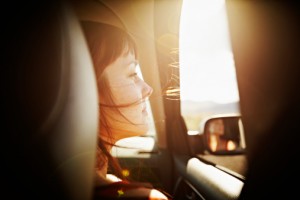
[179,0,240,134]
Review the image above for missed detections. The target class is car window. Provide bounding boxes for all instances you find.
[180,0,240,134]
[178,0,248,180]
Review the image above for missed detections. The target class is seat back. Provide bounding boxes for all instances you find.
[3,1,98,200]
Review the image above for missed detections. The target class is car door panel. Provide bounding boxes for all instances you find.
[174,156,244,200]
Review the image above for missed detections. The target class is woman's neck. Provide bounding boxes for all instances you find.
[96,135,118,185]
[97,142,112,177]
[97,161,108,178]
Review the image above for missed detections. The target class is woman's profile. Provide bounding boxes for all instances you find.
[81,21,171,200]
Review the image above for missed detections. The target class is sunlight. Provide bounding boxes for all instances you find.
[187,158,244,194]
[180,0,239,104]
[136,65,156,136]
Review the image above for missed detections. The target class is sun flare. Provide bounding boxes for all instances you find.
[180,0,239,104]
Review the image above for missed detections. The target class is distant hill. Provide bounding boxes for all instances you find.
[181,100,240,115]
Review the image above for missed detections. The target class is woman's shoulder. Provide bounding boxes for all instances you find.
[94,180,171,200]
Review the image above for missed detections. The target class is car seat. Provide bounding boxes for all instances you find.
[3,1,98,200]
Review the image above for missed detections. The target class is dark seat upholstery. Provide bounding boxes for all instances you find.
[3,1,98,200]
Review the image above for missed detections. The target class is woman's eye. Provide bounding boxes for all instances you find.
[130,73,139,81]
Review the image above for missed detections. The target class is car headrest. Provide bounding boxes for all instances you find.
[3,1,98,200]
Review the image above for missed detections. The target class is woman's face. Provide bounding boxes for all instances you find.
[100,51,153,142]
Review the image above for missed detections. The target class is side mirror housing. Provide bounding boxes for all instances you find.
[201,114,246,155]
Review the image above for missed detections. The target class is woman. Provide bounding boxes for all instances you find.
[81,21,171,200]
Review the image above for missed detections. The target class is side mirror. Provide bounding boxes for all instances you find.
[202,114,246,155]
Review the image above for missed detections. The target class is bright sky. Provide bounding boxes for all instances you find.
[180,0,240,104]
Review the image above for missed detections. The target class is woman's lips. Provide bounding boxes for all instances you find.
[142,104,148,115]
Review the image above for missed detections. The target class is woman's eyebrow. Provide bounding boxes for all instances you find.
[127,60,139,69]
[126,60,139,67]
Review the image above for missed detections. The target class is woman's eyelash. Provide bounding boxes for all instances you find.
[130,72,138,77]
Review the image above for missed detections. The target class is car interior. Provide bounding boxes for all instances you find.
[3,0,300,200]
[3,1,98,200]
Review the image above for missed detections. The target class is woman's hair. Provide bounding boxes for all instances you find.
[81,21,138,179]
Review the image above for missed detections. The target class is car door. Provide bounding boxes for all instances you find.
[73,0,248,199]
[226,1,300,199]
[156,1,247,199]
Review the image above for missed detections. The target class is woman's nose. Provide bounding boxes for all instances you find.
[142,81,153,99]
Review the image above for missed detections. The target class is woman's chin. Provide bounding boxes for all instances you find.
[117,124,149,140]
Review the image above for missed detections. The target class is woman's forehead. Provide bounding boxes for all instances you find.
[103,52,137,77]
[121,52,138,69]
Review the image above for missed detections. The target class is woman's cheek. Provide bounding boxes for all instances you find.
[110,83,141,105]
[119,104,143,123]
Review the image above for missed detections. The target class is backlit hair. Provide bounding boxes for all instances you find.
[81,21,138,178]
